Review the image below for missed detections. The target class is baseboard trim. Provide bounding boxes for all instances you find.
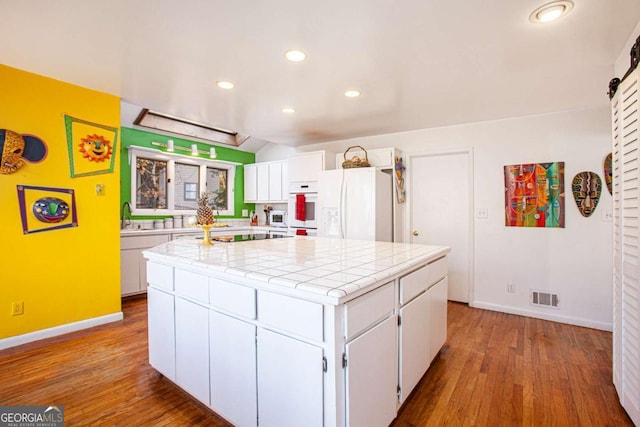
[0,312,124,350]
[470,301,612,332]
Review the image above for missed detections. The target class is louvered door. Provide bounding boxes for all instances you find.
[613,70,640,425]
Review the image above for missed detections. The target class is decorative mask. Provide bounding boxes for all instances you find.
[0,129,47,174]
[32,197,70,223]
[79,134,112,162]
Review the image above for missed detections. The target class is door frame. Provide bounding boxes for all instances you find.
[404,148,475,304]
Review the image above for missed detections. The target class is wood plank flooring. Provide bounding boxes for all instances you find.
[0,297,632,426]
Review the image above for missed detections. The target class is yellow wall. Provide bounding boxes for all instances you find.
[0,64,121,339]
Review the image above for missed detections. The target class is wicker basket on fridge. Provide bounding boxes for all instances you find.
[342,145,371,168]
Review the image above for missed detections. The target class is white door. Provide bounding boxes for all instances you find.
[175,297,210,406]
[346,315,398,427]
[257,329,323,427]
[399,291,430,404]
[210,311,257,427]
[409,150,472,303]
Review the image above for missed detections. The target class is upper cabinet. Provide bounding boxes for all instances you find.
[287,150,334,184]
[244,160,288,203]
[336,147,402,170]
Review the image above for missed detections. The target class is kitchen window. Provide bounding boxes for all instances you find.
[129,146,236,216]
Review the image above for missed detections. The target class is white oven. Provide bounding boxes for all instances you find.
[288,182,318,230]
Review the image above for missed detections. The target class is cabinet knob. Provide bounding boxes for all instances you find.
[412,230,419,236]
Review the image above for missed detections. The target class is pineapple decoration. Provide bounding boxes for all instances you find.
[196,192,215,225]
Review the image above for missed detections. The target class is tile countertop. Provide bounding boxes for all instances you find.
[120,225,286,237]
[143,236,450,305]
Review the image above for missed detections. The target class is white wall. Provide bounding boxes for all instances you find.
[271,107,613,330]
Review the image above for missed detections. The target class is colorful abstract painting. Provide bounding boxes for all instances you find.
[17,185,78,234]
[572,171,602,217]
[64,115,118,177]
[504,162,565,228]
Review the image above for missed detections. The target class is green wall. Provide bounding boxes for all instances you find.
[120,127,255,218]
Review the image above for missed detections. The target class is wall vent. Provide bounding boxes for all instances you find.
[531,290,559,308]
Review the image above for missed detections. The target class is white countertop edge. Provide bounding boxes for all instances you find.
[143,242,450,305]
[121,225,280,237]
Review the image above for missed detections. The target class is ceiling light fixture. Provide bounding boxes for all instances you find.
[344,90,361,98]
[285,50,306,62]
[529,1,574,23]
[282,107,296,114]
[216,81,235,89]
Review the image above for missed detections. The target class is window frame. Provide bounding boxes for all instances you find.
[128,146,236,216]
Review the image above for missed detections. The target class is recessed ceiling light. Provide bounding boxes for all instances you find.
[344,90,361,98]
[529,1,574,23]
[282,107,296,114]
[285,50,306,62]
[216,81,234,89]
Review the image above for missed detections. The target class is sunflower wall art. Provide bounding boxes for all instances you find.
[64,114,118,177]
[504,162,565,228]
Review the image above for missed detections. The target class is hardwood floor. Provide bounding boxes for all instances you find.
[0,298,632,426]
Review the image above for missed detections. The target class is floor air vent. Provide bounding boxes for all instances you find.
[531,290,559,308]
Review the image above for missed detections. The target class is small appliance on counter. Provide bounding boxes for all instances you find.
[269,210,287,228]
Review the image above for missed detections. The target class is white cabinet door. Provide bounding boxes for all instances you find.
[429,277,448,363]
[268,162,283,201]
[346,315,398,427]
[120,249,141,295]
[147,287,175,381]
[257,329,323,427]
[175,297,210,406]
[288,151,325,183]
[257,163,269,201]
[244,163,257,202]
[280,161,288,200]
[210,311,257,427]
[399,291,430,403]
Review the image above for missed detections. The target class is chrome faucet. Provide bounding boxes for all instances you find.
[121,201,132,229]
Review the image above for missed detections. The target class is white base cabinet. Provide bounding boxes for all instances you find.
[147,287,175,381]
[257,329,324,427]
[346,315,398,427]
[121,234,169,296]
[175,297,210,406]
[146,254,448,426]
[209,311,257,427]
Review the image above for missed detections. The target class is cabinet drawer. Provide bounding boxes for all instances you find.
[344,282,395,340]
[121,234,169,250]
[258,290,323,342]
[147,262,173,291]
[174,269,209,303]
[400,257,447,305]
[210,278,256,319]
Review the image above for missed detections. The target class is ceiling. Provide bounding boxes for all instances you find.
[1,0,639,148]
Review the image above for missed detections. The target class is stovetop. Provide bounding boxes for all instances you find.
[211,233,293,242]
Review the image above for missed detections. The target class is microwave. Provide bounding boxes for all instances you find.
[269,210,287,227]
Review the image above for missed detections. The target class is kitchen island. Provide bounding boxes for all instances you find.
[143,236,449,427]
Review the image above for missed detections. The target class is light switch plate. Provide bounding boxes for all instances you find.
[96,184,105,196]
[602,209,613,222]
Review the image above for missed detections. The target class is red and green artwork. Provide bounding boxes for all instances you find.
[504,162,565,228]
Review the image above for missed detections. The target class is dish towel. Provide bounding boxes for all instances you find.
[295,194,306,221]
[296,228,307,236]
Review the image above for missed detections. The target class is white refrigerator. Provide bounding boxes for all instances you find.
[317,168,393,241]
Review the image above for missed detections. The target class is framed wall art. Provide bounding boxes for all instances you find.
[504,162,565,228]
[17,185,78,234]
[64,114,118,177]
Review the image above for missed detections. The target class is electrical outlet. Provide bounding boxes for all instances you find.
[11,301,24,316]
[242,209,248,217]
[507,282,516,293]
[476,207,489,219]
